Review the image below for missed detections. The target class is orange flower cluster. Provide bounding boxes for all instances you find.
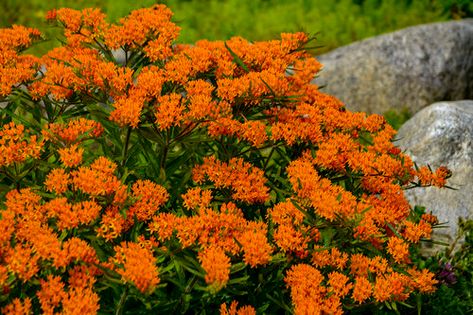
[0,122,43,167]
[192,156,269,203]
[220,301,256,315]
[47,8,107,47]
[43,118,104,144]
[58,144,84,168]
[36,267,100,315]
[198,246,231,291]
[0,4,450,313]
[237,223,273,267]
[129,179,169,221]
[104,5,180,55]
[70,157,128,201]
[0,25,40,96]
[287,156,358,220]
[181,187,213,210]
[110,241,160,293]
[0,189,103,313]
[148,202,273,282]
[1,297,32,315]
[285,264,342,315]
[268,201,313,257]
[415,165,451,188]
[285,256,438,314]
[30,45,133,100]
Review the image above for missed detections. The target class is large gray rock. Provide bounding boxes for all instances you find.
[397,101,473,251]
[315,20,473,115]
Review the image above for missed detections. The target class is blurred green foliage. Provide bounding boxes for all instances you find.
[384,108,412,131]
[400,218,473,315]
[1,0,471,56]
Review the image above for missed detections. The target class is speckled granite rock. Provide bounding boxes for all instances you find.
[397,100,473,251]
[314,20,473,115]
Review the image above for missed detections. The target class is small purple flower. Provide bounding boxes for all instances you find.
[437,262,457,286]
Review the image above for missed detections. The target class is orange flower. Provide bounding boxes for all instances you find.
[270,103,324,145]
[1,297,32,315]
[71,158,124,197]
[62,237,99,266]
[0,122,43,167]
[15,218,63,265]
[135,66,165,98]
[68,265,99,290]
[220,301,256,315]
[43,118,103,144]
[155,93,185,130]
[0,209,15,245]
[42,198,101,230]
[368,256,392,275]
[198,246,231,291]
[45,168,70,194]
[352,276,372,303]
[328,271,352,297]
[408,268,438,294]
[4,188,41,219]
[403,220,432,243]
[181,187,213,211]
[273,224,309,257]
[129,179,169,222]
[97,206,127,241]
[49,7,107,41]
[185,80,218,121]
[90,156,117,174]
[111,241,159,293]
[268,201,305,226]
[312,247,348,270]
[314,133,360,171]
[175,204,247,252]
[148,213,179,242]
[37,275,65,314]
[350,253,371,277]
[415,165,451,188]
[58,144,84,167]
[387,236,410,264]
[285,264,326,315]
[287,157,358,220]
[109,88,146,128]
[61,286,100,315]
[104,4,180,50]
[0,25,41,96]
[72,201,102,226]
[5,244,39,282]
[373,272,411,302]
[237,224,272,267]
[192,156,269,204]
[421,213,438,225]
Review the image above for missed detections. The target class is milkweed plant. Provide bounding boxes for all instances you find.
[0,5,452,314]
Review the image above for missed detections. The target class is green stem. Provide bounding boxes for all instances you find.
[115,285,129,315]
[121,127,132,168]
[263,145,276,172]
[159,129,171,182]
[174,276,198,313]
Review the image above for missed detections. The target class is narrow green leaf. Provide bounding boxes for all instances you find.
[224,42,249,73]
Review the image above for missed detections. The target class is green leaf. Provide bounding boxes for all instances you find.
[224,41,249,73]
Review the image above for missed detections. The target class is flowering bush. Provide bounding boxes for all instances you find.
[0,5,451,314]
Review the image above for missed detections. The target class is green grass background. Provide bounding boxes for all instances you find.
[1,0,472,56]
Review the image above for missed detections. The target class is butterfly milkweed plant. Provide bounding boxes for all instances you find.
[0,5,452,315]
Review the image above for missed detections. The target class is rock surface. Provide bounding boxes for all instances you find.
[397,100,473,250]
[315,20,473,115]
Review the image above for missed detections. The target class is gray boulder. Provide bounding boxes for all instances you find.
[397,100,473,251]
[315,20,473,115]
